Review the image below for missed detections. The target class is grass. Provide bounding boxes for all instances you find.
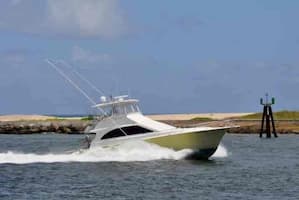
[81,115,94,121]
[240,110,299,120]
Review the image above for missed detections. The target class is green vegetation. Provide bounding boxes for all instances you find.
[81,115,94,121]
[50,118,68,121]
[240,110,299,120]
[189,117,213,122]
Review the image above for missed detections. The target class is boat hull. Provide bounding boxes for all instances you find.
[90,128,227,160]
[144,129,225,159]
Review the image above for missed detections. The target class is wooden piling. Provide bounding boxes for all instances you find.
[260,93,277,138]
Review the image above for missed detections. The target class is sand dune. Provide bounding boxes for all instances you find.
[0,113,253,122]
[147,113,253,121]
[0,115,55,122]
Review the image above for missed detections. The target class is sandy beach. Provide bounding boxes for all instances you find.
[0,113,298,134]
[0,115,55,122]
[0,113,253,122]
[147,113,253,121]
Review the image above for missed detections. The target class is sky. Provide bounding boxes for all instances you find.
[0,0,299,115]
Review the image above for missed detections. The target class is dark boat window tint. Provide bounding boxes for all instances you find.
[101,126,152,140]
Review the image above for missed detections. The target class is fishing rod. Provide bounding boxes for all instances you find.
[45,59,128,136]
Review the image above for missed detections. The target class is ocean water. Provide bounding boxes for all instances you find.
[0,134,298,200]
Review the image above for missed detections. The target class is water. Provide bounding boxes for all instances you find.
[0,134,298,200]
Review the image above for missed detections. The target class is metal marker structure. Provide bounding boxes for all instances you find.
[260,93,278,138]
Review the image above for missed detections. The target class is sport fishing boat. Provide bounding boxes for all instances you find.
[45,60,231,159]
[86,95,231,159]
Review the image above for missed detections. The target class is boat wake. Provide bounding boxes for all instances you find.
[0,141,228,164]
[212,144,228,158]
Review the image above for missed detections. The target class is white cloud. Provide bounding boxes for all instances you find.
[0,0,127,39]
[71,46,111,63]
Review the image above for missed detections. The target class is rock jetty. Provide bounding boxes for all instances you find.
[0,120,91,134]
[1,114,299,134]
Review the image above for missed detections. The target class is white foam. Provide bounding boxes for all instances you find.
[0,141,228,164]
[211,144,228,158]
[0,141,192,164]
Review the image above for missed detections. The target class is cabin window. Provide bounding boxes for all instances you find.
[123,104,137,113]
[108,104,141,115]
[101,129,125,139]
[125,105,133,113]
[124,126,152,135]
[112,105,125,115]
[102,107,112,116]
[101,126,153,140]
[135,104,140,112]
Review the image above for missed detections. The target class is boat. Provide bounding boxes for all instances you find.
[86,95,231,159]
[45,60,231,159]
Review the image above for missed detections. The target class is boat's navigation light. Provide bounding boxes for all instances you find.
[100,96,107,103]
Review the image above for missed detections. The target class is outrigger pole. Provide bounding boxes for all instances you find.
[45,59,128,136]
[57,60,106,96]
[45,59,97,105]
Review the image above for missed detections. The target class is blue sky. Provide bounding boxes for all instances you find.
[0,0,299,115]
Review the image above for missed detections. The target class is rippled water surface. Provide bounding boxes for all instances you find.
[0,134,298,200]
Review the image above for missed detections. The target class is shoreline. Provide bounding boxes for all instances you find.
[0,113,252,122]
[0,114,298,134]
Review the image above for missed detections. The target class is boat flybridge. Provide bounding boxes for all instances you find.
[87,95,230,159]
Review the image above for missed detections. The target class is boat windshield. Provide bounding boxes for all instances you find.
[102,103,140,116]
